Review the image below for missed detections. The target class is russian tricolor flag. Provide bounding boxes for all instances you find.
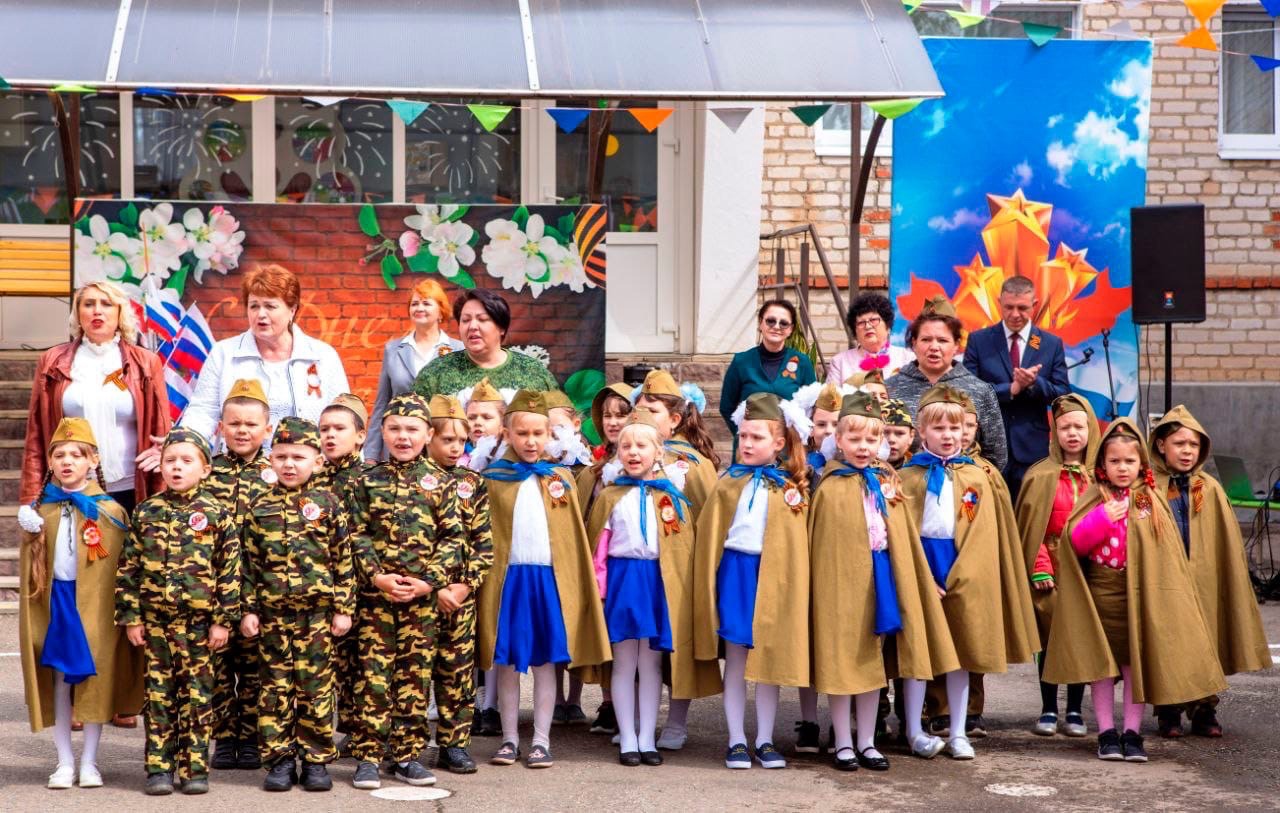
[164,367,193,423]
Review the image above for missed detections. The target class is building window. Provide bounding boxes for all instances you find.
[1220,9,1278,158]
[405,100,521,204]
[814,4,1077,157]
[276,98,394,204]
[0,92,121,224]
[554,101,659,232]
[133,95,253,201]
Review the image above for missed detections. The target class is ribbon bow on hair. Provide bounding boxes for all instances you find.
[903,450,974,500]
[726,463,790,509]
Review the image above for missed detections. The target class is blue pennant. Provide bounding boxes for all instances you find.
[547,107,590,133]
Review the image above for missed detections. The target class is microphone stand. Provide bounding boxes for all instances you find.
[1066,347,1095,371]
[1100,329,1117,421]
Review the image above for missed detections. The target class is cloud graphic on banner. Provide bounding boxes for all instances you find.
[927,208,985,232]
[1010,161,1033,186]
[923,107,949,138]
[1045,58,1151,186]
[1047,114,1064,128]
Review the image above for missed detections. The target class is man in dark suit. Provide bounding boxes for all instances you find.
[963,275,1071,502]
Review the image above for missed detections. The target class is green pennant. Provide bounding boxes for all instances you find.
[1022,21,1061,46]
[790,104,832,127]
[903,0,920,12]
[866,98,926,120]
[467,103,513,132]
[946,10,985,28]
[52,82,96,93]
[0,76,10,90]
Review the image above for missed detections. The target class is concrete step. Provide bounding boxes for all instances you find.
[0,545,15,578]
[0,379,33,410]
[0,469,18,504]
[0,439,23,469]
[0,409,29,441]
[0,350,42,381]
[0,601,15,614]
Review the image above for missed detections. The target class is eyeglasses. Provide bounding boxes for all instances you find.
[763,318,792,329]
[855,316,884,329]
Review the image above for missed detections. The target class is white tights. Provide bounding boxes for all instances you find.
[52,673,101,768]
[829,690,883,758]
[612,639,662,753]
[723,643,780,748]
[944,669,970,739]
[498,664,556,749]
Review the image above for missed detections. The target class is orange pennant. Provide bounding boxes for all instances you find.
[223,93,266,102]
[1177,25,1218,51]
[628,108,673,133]
[1182,0,1225,25]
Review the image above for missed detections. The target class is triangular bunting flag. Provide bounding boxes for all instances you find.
[0,76,10,90]
[1022,21,1060,46]
[387,99,429,125]
[52,83,96,93]
[867,98,926,120]
[1105,20,1137,37]
[790,104,832,126]
[224,93,265,102]
[903,0,921,13]
[946,10,986,28]
[711,107,754,132]
[304,95,347,107]
[468,104,513,132]
[1183,0,1226,24]
[135,87,177,96]
[1177,25,1218,51]
[1252,54,1280,71]
[1261,0,1280,16]
[547,107,591,133]
[628,107,673,132]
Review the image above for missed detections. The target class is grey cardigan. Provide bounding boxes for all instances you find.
[364,334,460,460]
[886,361,1008,472]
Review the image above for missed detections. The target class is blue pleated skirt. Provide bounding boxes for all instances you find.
[41,579,96,685]
[493,564,571,673]
[604,557,673,651]
[870,548,903,636]
[716,549,761,649]
[920,536,958,591]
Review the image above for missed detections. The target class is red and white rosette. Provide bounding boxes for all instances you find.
[300,499,322,522]
[456,479,475,500]
[189,511,209,532]
[420,473,439,492]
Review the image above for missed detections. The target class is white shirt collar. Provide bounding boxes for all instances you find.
[1003,321,1032,346]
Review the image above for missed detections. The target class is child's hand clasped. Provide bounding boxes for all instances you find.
[1104,498,1129,523]
[373,573,419,603]
[240,613,260,639]
[125,623,145,647]
[209,623,230,650]
[436,583,470,613]
[331,613,352,637]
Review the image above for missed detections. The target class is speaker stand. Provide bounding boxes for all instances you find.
[1164,323,1173,414]
[1101,328,1118,421]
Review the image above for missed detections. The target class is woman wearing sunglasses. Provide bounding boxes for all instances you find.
[718,300,817,441]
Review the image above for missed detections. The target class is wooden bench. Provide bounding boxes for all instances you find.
[0,239,71,296]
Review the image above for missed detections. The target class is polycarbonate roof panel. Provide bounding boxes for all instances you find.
[0,0,119,83]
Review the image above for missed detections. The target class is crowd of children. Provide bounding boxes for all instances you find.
[16,363,1270,794]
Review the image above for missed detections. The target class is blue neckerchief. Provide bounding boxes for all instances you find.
[726,463,789,509]
[904,450,973,499]
[828,463,889,517]
[481,458,567,488]
[806,450,828,473]
[614,475,691,535]
[464,440,475,455]
[664,439,702,465]
[41,483,127,529]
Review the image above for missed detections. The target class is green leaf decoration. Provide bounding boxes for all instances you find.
[557,213,576,240]
[74,215,90,235]
[467,227,480,246]
[165,265,189,298]
[381,253,404,286]
[543,225,566,245]
[526,255,551,284]
[406,250,439,274]
[512,205,529,230]
[445,205,470,222]
[581,416,601,447]
[618,224,635,232]
[564,369,606,412]
[108,221,138,237]
[119,202,138,229]
[358,203,381,237]
[452,269,477,289]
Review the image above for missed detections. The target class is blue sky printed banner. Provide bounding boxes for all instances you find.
[889,37,1152,421]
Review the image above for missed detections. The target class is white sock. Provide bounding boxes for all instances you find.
[723,643,749,745]
[52,674,75,768]
[829,694,854,755]
[81,722,103,767]
[665,696,691,734]
[637,643,662,753]
[799,686,819,724]
[612,640,640,753]
[903,678,927,740]
[754,683,780,748]
[498,666,521,747]
[855,690,881,756]
[945,670,970,739]
[531,664,556,749]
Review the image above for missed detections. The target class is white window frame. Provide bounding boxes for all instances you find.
[1219,5,1280,160]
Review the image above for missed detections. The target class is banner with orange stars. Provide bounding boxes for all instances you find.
[888,38,1151,420]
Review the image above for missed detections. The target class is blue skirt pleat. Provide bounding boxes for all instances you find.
[870,548,904,636]
[716,549,761,649]
[41,579,96,685]
[493,564,571,673]
[604,557,673,651]
[920,536,958,591]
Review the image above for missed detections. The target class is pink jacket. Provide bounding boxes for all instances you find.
[1070,500,1128,570]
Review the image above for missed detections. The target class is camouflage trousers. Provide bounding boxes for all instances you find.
[257,607,337,765]
[143,613,215,781]
[431,598,477,748]
[211,630,260,742]
[334,617,361,735]
[350,595,436,764]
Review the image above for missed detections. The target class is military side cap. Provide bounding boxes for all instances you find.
[591,382,634,432]
[742,392,783,423]
[845,369,885,388]
[957,392,977,416]
[385,393,432,422]
[921,295,958,319]
[839,391,883,421]
[918,385,969,411]
[224,377,268,406]
[273,416,321,450]
[813,383,844,414]
[163,426,212,462]
[429,394,469,426]
[508,389,549,416]
[471,377,503,403]
[327,393,369,426]
[640,369,683,399]
[543,389,575,412]
[623,406,662,433]
[1052,394,1087,418]
[883,398,914,428]
[49,417,98,451]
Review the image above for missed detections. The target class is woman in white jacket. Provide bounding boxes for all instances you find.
[179,264,350,443]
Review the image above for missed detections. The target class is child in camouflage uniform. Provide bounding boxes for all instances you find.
[426,394,495,774]
[204,378,274,771]
[239,417,355,793]
[116,428,240,797]
[348,393,466,790]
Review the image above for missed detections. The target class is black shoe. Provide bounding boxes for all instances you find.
[181,776,209,795]
[439,746,477,774]
[1157,711,1184,739]
[794,721,822,754]
[926,716,950,738]
[1097,728,1123,761]
[263,759,297,792]
[237,742,262,770]
[211,739,239,770]
[300,762,332,792]
[1190,708,1223,738]
[352,760,381,790]
[619,751,641,767]
[389,760,436,786]
[640,750,663,766]
[476,707,502,737]
[832,747,858,772]
[1121,730,1148,763]
[856,746,890,771]
[144,772,174,796]
[965,715,987,738]
[590,702,619,735]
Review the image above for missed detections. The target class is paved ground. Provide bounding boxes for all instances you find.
[0,607,1277,812]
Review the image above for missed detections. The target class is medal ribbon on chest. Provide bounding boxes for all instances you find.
[306,362,322,398]
[657,494,681,535]
[1191,477,1204,514]
[82,519,109,562]
[960,487,980,522]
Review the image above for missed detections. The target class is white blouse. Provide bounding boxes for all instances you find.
[508,477,554,566]
[62,337,136,492]
[604,488,660,561]
[723,483,770,555]
[52,503,79,582]
[400,330,464,377]
[919,473,957,540]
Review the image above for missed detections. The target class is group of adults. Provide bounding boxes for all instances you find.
[718,277,1070,500]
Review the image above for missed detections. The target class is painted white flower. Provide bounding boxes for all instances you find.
[481,214,563,296]
[545,241,593,293]
[509,344,552,368]
[74,214,140,284]
[182,206,245,283]
[403,204,462,241]
[131,203,188,282]
[427,221,476,278]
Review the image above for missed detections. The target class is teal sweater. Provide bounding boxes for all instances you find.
[718,345,817,436]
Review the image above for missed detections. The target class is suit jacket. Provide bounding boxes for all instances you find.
[962,323,1070,467]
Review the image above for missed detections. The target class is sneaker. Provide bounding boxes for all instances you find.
[490,741,520,766]
[794,721,822,754]
[909,733,944,759]
[525,744,554,768]
[211,739,239,770]
[965,715,987,738]
[1157,711,1184,739]
[1190,708,1223,738]
[1064,712,1088,738]
[352,761,381,790]
[590,702,619,734]
[476,708,502,737]
[1121,730,1148,763]
[552,704,569,725]
[300,763,332,792]
[237,742,263,770]
[47,764,75,790]
[181,776,209,795]
[389,760,436,786]
[438,746,478,774]
[947,736,975,760]
[656,727,688,751]
[1096,728,1124,761]
[1032,713,1059,736]
[754,742,786,769]
[564,704,588,725]
[724,743,751,769]
[926,716,950,738]
[263,758,297,792]
[78,763,103,788]
[144,772,174,796]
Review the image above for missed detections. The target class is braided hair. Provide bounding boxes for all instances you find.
[25,469,54,599]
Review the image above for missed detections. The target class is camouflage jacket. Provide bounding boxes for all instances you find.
[447,465,495,591]
[350,457,465,591]
[207,448,273,527]
[116,486,241,628]
[314,451,372,516]
[243,483,356,617]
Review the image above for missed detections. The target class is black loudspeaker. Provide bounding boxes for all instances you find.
[1129,204,1206,324]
